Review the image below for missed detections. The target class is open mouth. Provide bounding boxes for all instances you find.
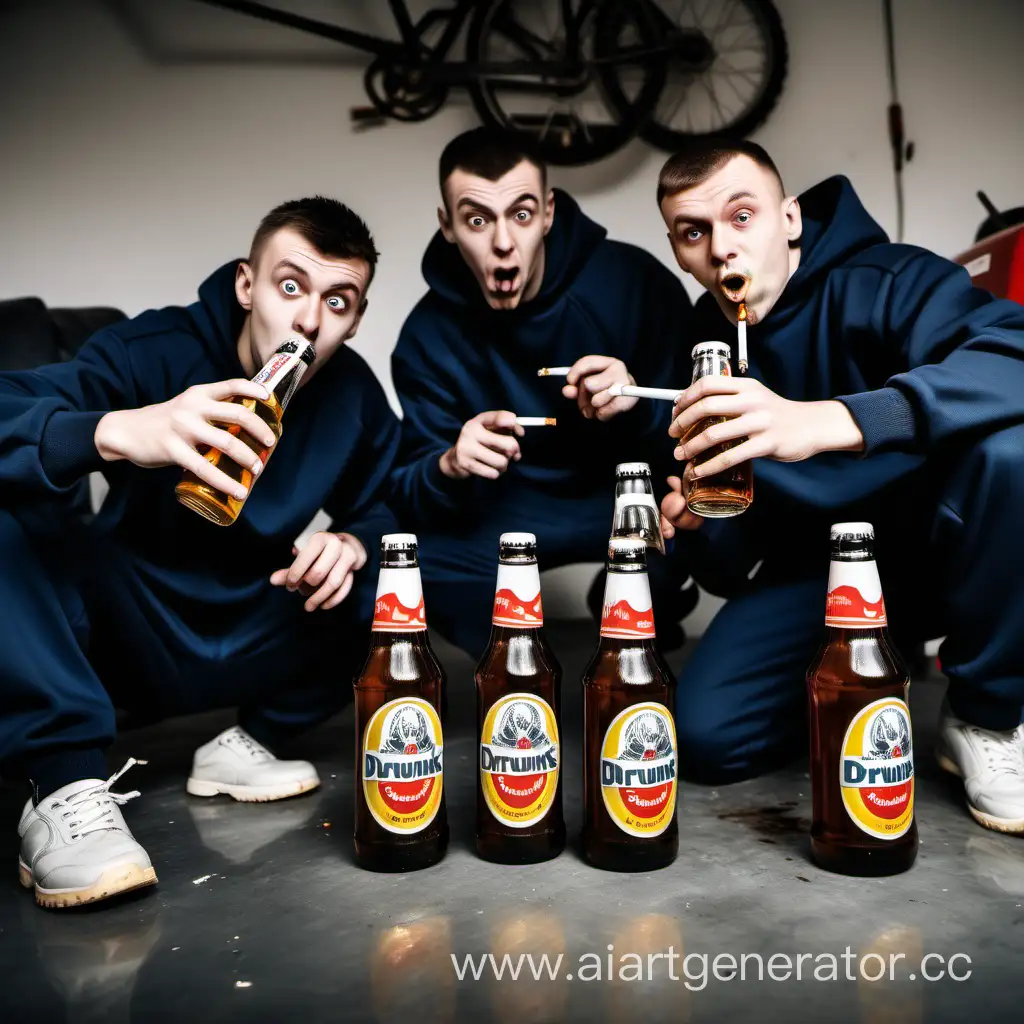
[720,271,750,303]
[492,266,520,295]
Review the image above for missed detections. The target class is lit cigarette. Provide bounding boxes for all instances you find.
[536,366,572,377]
[737,303,748,375]
[515,416,557,426]
[607,384,682,402]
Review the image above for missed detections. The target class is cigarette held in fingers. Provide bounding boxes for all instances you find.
[514,416,557,427]
[607,384,682,402]
[536,366,572,377]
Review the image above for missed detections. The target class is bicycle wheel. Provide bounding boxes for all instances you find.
[466,0,666,166]
[599,0,788,150]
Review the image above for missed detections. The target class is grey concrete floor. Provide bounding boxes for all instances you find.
[2,621,1022,1023]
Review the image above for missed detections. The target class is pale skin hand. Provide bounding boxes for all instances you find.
[668,376,864,479]
[94,379,278,500]
[438,410,524,481]
[561,355,639,421]
[270,532,367,612]
[660,469,704,538]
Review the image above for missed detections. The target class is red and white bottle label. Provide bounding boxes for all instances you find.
[600,572,655,640]
[492,562,543,628]
[825,560,887,628]
[373,566,427,632]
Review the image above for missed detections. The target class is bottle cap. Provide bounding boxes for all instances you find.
[691,341,731,359]
[607,537,648,566]
[381,533,418,550]
[830,522,874,541]
[615,462,652,477]
[499,532,537,548]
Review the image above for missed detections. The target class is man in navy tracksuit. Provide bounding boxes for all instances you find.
[1,197,398,907]
[390,128,698,657]
[657,140,1024,835]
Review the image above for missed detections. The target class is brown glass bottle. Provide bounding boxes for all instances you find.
[806,522,918,876]
[682,341,753,518]
[582,538,678,871]
[476,533,565,864]
[176,337,315,526]
[354,533,448,871]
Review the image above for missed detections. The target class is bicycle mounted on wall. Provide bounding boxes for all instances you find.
[194,0,788,165]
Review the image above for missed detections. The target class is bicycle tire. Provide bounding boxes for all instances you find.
[465,0,666,166]
[601,0,788,151]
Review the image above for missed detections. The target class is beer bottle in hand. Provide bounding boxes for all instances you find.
[176,337,315,526]
[582,538,678,871]
[806,523,917,876]
[354,533,448,871]
[476,533,565,864]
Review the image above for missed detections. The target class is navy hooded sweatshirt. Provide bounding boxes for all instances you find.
[0,261,399,636]
[685,175,1024,580]
[389,188,694,527]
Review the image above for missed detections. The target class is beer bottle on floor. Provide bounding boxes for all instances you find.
[582,538,678,871]
[806,522,917,876]
[354,533,448,871]
[476,533,565,864]
[176,337,315,526]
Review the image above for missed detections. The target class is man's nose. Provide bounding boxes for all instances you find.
[292,297,320,342]
[493,218,514,257]
[709,228,738,267]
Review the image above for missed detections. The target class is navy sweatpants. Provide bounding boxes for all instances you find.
[415,487,693,659]
[674,425,1024,784]
[0,509,371,797]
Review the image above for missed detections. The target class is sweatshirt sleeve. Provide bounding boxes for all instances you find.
[388,319,482,527]
[0,328,138,495]
[836,252,1024,454]
[323,384,401,578]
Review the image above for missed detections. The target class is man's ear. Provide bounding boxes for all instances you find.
[235,261,254,311]
[783,196,802,245]
[542,188,555,236]
[438,204,455,244]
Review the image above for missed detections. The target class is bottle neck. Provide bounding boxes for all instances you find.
[373,564,426,633]
[252,349,311,412]
[825,556,888,630]
[600,567,655,641]
[492,561,543,628]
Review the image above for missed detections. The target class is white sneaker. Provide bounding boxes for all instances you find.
[18,758,157,909]
[186,726,320,803]
[936,701,1024,834]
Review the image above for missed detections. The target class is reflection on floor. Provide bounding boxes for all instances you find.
[3,621,1022,1023]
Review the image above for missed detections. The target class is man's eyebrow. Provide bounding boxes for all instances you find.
[273,258,361,296]
[456,198,497,216]
[673,213,709,229]
[507,192,539,209]
[725,190,757,205]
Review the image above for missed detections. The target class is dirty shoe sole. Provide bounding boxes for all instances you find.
[936,751,1024,835]
[19,860,157,908]
[185,776,320,803]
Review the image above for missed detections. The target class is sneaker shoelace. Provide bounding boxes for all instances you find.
[52,758,146,841]
[227,729,272,762]
[971,728,1024,777]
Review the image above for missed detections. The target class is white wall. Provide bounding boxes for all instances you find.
[2,0,1022,625]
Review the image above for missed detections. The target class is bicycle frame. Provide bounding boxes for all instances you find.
[193,0,483,64]
[192,0,599,89]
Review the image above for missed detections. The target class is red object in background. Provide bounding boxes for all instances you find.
[954,223,1024,303]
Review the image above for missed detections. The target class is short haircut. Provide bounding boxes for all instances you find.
[438,127,547,202]
[248,196,379,283]
[657,139,785,205]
